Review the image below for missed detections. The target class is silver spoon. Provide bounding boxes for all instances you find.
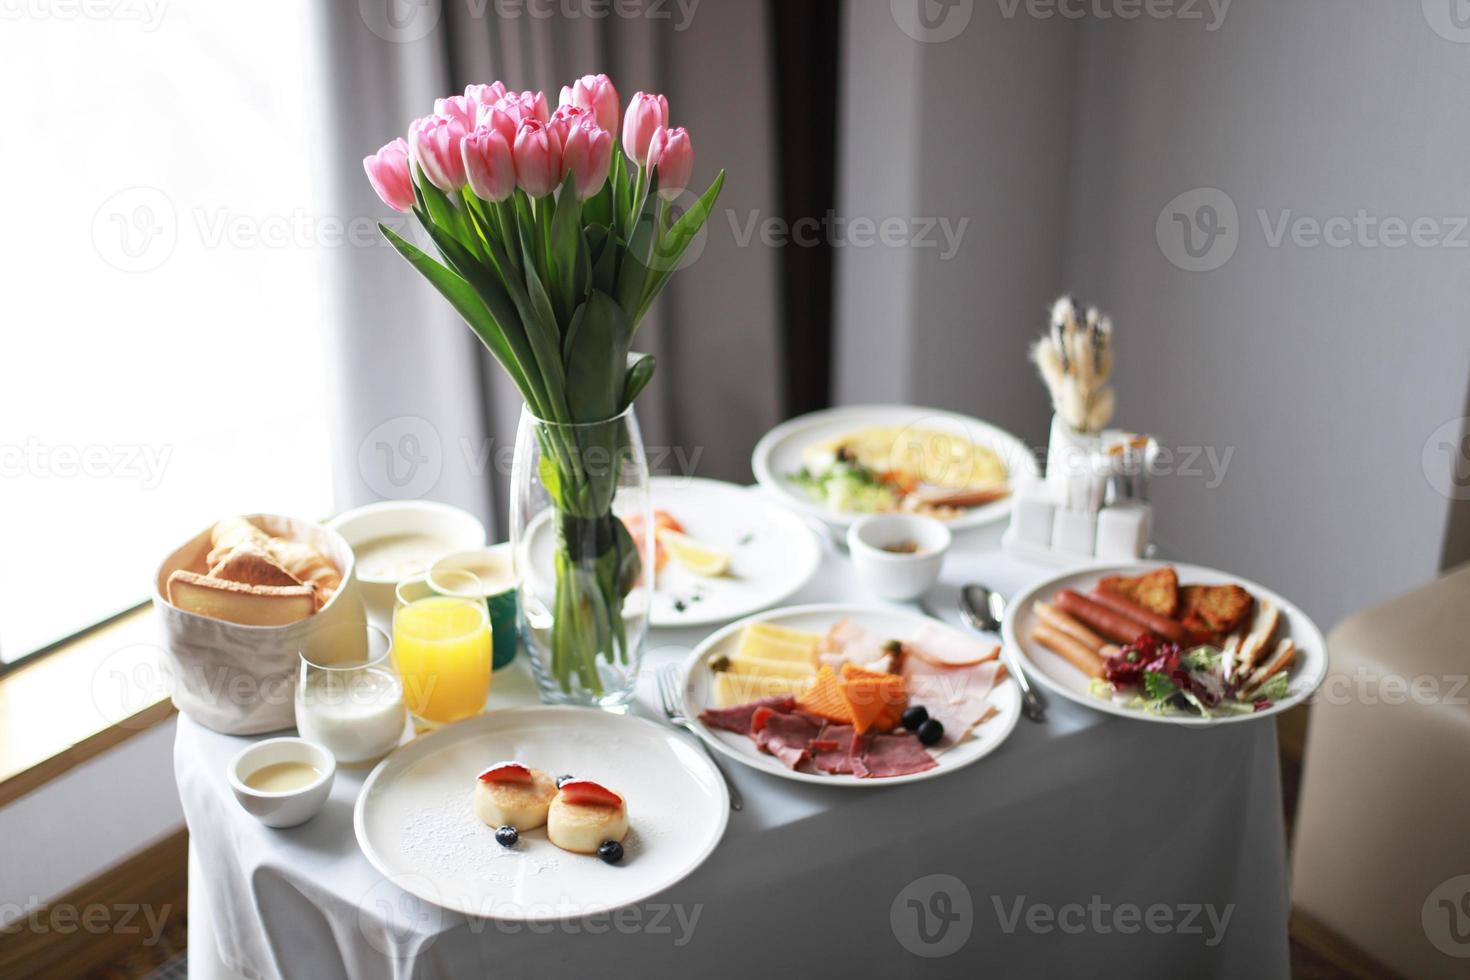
[959,584,1047,723]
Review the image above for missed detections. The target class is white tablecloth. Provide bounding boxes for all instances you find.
[175,525,1291,980]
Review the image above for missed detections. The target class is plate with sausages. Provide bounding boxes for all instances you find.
[1002,562,1327,725]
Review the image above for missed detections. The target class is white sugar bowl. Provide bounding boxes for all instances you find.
[847,514,952,601]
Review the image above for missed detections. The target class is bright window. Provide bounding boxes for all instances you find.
[0,3,334,662]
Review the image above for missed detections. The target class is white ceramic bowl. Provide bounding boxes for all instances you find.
[846,514,952,601]
[326,501,487,628]
[228,737,336,828]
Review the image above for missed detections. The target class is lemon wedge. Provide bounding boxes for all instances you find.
[657,528,731,577]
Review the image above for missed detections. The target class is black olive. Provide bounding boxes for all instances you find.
[916,718,944,746]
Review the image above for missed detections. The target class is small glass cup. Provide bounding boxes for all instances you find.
[392,569,492,729]
[295,624,406,766]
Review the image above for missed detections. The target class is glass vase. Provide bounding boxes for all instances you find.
[509,405,652,707]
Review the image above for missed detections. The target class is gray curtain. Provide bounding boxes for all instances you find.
[306,0,781,537]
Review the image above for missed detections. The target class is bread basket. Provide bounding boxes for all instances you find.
[152,514,365,735]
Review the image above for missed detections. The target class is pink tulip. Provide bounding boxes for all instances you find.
[558,73,620,136]
[647,126,693,200]
[363,138,415,212]
[560,117,613,199]
[495,90,550,128]
[462,125,516,202]
[548,104,589,143]
[407,114,468,193]
[464,81,507,111]
[512,119,563,197]
[475,103,517,145]
[622,92,669,166]
[433,94,477,131]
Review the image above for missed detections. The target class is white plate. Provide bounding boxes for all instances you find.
[644,477,822,627]
[1002,562,1328,726]
[751,404,1039,532]
[521,478,822,629]
[681,604,1021,787]
[354,707,728,921]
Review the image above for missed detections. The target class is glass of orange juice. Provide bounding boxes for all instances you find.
[392,570,492,728]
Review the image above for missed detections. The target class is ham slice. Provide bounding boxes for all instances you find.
[860,734,937,777]
[707,697,940,778]
[810,723,858,774]
[698,696,797,735]
[816,619,895,673]
[906,622,1001,668]
[754,711,823,771]
[900,656,1005,738]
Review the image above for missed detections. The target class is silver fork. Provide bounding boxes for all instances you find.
[657,664,743,811]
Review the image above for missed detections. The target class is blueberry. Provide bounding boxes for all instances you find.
[901,705,929,731]
[555,774,575,788]
[495,826,519,847]
[916,718,944,746]
[598,840,624,864]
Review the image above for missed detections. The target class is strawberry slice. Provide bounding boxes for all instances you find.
[557,778,623,808]
[478,761,533,784]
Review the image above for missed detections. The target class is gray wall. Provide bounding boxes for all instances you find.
[839,0,1470,628]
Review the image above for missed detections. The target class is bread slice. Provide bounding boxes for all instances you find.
[1098,567,1179,617]
[209,542,301,589]
[167,570,315,626]
[1178,584,1253,636]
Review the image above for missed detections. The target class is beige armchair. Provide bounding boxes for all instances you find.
[1291,562,1470,979]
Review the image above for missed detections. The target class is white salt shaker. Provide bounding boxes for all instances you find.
[1052,508,1098,557]
[1011,486,1058,548]
[1095,502,1151,561]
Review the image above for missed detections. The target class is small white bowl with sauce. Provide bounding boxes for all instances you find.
[847,514,952,601]
[228,737,336,828]
[327,501,487,629]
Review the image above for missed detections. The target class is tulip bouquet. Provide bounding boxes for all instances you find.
[364,74,723,701]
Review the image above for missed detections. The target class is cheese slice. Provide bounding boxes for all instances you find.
[167,570,315,626]
[724,655,816,681]
[713,671,813,707]
[736,623,820,665]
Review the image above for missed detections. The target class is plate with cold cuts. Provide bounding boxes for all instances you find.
[354,706,728,921]
[680,604,1021,787]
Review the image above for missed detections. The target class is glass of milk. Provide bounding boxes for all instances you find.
[295,624,407,765]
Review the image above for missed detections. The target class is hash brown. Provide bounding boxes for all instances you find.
[1098,567,1179,617]
[1178,584,1253,637]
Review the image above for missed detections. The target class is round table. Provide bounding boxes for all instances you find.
[176,523,1292,979]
